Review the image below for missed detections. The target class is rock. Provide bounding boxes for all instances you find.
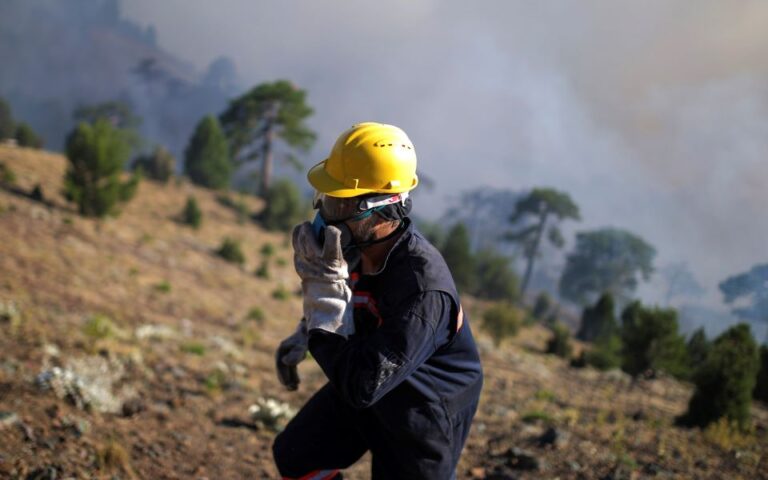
[538,426,568,448]
[469,467,485,478]
[122,398,146,417]
[631,409,646,422]
[25,465,60,480]
[0,411,19,429]
[504,447,540,470]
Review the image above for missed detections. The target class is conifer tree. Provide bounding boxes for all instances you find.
[184,115,231,189]
[679,323,759,430]
[620,301,688,378]
[63,120,140,217]
[440,223,475,293]
[577,292,617,342]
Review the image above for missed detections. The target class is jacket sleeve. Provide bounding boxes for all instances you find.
[307,290,454,409]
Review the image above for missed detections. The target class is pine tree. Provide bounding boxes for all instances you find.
[14,122,43,148]
[620,301,689,379]
[184,115,231,189]
[0,98,14,140]
[686,327,711,372]
[546,322,573,358]
[63,120,140,217]
[182,196,202,229]
[219,80,315,195]
[679,323,759,430]
[259,179,306,232]
[577,292,617,341]
[134,146,175,183]
[440,223,475,293]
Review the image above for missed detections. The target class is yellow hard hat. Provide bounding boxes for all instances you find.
[308,122,419,198]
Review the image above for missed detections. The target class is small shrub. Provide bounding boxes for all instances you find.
[702,417,755,450]
[260,242,275,257]
[97,439,136,477]
[216,237,245,265]
[0,98,13,139]
[182,196,202,229]
[0,162,16,185]
[259,179,308,232]
[521,410,553,424]
[153,281,171,293]
[63,120,140,217]
[30,184,44,202]
[532,292,553,321]
[180,342,206,356]
[82,314,118,340]
[577,292,617,342]
[272,285,290,300]
[584,334,622,370]
[620,301,688,379]
[255,260,270,279]
[246,307,265,324]
[534,389,556,402]
[546,322,573,358]
[481,303,521,347]
[204,369,228,394]
[14,122,44,148]
[678,323,759,431]
[132,146,175,183]
[276,257,288,267]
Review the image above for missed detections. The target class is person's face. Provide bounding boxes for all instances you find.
[313,193,377,244]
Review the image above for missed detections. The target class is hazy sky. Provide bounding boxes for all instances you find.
[121,1,768,319]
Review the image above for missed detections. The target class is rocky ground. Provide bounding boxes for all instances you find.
[0,145,766,479]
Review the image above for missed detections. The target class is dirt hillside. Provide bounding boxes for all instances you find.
[0,145,765,479]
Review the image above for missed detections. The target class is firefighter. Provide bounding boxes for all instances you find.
[273,122,483,479]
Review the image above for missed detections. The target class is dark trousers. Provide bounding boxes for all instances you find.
[273,383,475,479]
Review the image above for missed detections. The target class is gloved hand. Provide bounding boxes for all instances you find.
[275,318,308,391]
[292,222,355,338]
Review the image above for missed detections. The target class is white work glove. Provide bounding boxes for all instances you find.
[275,318,308,391]
[292,222,355,338]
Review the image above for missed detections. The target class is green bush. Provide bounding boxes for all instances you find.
[620,301,689,379]
[687,327,711,373]
[0,98,14,140]
[30,184,44,202]
[133,146,175,183]
[182,196,202,229]
[14,122,43,148]
[481,303,521,347]
[259,179,307,231]
[532,292,553,321]
[472,248,519,301]
[82,314,118,340]
[184,115,231,189]
[180,342,206,356]
[260,242,275,257]
[216,237,245,265]
[679,323,759,431]
[153,281,171,293]
[440,223,475,293]
[255,260,270,279]
[0,162,16,185]
[584,334,622,370]
[246,307,265,325]
[546,322,573,358]
[63,120,140,217]
[272,285,290,300]
[577,292,617,342]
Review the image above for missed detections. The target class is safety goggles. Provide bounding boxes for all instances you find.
[313,191,409,223]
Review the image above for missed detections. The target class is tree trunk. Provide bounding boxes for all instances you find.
[520,209,548,302]
[259,101,279,197]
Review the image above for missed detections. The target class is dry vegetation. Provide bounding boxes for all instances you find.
[0,145,766,479]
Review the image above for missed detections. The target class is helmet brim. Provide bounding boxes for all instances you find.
[307,159,377,198]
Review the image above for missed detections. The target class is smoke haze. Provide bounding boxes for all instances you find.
[4,1,768,337]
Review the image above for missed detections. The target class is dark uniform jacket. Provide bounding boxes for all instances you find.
[308,219,484,479]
